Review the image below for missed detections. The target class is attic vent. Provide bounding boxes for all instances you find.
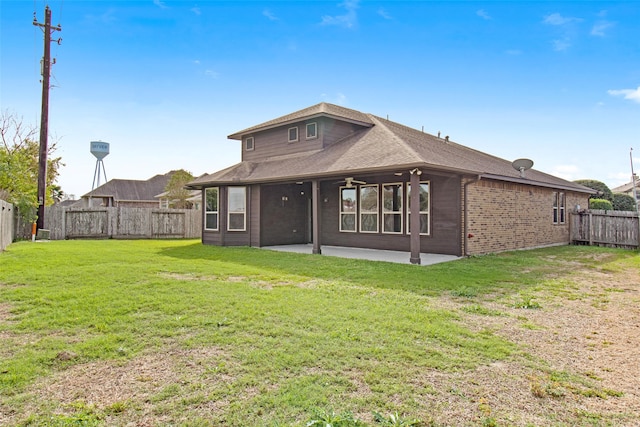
[444,135,449,142]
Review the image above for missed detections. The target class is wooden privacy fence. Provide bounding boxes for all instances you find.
[0,199,15,251]
[44,206,202,240]
[571,209,639,249]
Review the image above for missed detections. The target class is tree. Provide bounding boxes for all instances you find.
[0,110,63,221]
[163,169,195,209]
[573,179,613,201]
[612,193,637,212]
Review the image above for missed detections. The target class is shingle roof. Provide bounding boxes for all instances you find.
[190,104,593,194]
[612,180,639,193]
[83,172,174,201]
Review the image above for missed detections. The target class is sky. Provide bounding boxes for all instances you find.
[1,0,639,200]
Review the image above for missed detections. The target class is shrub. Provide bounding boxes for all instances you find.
[612,193,637,211]
[589,198,613,211]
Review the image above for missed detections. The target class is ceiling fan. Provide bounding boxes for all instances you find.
[335,177,367,188]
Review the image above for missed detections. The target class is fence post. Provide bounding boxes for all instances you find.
[588,212,593,246]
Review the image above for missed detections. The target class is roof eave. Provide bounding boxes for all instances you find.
[479,173,597,194]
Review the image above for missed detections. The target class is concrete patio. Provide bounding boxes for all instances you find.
[262,244,461,265]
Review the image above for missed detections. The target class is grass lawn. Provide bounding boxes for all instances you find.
[0,240,638,426]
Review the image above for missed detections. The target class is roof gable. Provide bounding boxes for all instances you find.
[227,102,374,140]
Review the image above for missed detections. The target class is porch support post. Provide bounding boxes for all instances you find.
[409,168,421,264]
[312,179,322,254]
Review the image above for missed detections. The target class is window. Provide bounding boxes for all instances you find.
[306,122,317,139]
[553,192,565,224]
[340,187,357,232]
[228,187,246,231]
[288,127,298,142]
[382,183,403,233]
[407,181,430,235]
[245,137,254,151]
[359,185,379,233]
[205,187,219,230]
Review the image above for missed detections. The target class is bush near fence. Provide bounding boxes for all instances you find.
[44,206,202,240]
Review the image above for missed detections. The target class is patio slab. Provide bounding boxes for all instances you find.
[262,244,461,265]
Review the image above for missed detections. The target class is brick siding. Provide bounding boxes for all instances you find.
[464,178,589,255]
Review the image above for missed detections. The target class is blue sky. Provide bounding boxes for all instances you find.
[2,0,639,199]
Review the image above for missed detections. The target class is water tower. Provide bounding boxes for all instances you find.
[90,141,109,190]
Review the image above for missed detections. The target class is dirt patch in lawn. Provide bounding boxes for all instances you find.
[4,346,236,425]
[439,261,640,425]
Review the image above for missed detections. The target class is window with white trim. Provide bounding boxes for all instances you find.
[340,187,357,232]
[407,181,430,235]
[359,185,379,233]
[245,137,254,151]
[288,127,299,142]
[382,183,403,233]
[205,187,219,230]
[306,122,317,139]
[227,187,246,231]
[553,192,565,224]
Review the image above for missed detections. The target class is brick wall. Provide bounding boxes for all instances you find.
[464,178,589,255]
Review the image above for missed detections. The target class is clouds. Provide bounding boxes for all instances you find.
[321,0,359,29]
[542,11,616,51]
[591,20,614,37]
[543,13,581,26]
[153,0,168,10]
[263,9,278,21]
[476,9,491,20]
[542,12,582,51]
[608,87,640,104]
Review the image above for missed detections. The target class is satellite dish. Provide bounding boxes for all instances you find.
[512,158,534,178]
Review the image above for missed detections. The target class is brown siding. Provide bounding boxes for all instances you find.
[465,179,589,255]
[321,117,364,146]
[201,186,251,247]
[241,117,368,162]
[242,122,324,162]
[320,173,462,256]
[250,185,261,247]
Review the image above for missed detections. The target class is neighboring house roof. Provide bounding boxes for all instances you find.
[82,172,175,202]
[612,179,639,193]
[190,103,593,194]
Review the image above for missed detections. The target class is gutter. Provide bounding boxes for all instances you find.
[463,175,482,257]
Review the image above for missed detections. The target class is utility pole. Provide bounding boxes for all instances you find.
[33,5,62,231]
[631,148,639,212]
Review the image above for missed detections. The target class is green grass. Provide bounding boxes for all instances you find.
[0,240,636,426]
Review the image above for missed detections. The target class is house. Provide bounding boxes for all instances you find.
[187,102,593,261]
[76,172,177,208]
[155,189,202,210]
[612,176,640,207]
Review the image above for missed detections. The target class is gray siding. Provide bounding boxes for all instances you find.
[202,173,462,256]
[242,117,369,162]
[320,173,462,256]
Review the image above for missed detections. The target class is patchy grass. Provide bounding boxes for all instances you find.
[0,240,638,426]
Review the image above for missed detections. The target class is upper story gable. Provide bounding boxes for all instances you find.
[228,103,374,162]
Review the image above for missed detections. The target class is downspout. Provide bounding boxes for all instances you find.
[463,175,482,257]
